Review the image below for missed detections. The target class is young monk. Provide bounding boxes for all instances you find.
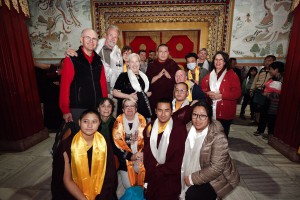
[62,109,116,200]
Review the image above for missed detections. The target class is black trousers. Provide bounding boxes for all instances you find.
[186,183,217,200]
[257,102,269,133]
[267,114,277,135]
[218,119,232,138]
[240,93,255,117]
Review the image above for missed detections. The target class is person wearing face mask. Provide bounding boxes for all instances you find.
[185,52,209,85]
[175,69,205,102]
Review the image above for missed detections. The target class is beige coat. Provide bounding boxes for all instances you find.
[191,120,240,198]
[250,67,271,91]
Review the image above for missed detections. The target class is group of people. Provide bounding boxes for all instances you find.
[50,24,284,200]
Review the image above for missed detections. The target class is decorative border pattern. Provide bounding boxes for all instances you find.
[92,1,232,57]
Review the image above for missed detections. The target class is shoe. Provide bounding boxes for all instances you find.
[253,131,262,136]
[239,115,246,120]
[262,134,269,140]
[250,116,256,121]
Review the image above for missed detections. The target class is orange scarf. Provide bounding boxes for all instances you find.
[71,131,107,200]
[113,113,146,187]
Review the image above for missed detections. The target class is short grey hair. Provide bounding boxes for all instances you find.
[106,25,120,36]
[199,48,208,55]
[128,53,141,63]
[81,28,98,38]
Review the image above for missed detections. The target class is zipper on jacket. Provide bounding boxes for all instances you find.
[90,64,97,108]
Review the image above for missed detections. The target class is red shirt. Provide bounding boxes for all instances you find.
[59,48,107,114]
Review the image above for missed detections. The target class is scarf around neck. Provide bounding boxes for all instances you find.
[71,131,107,200]
[180,125,208,199]
[150,118,173,164]
[127,69,149,92]
[209,69,227,119]
[172,98,190,112]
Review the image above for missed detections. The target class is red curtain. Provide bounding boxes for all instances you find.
[0,4,44,141]
[274,5,300,149]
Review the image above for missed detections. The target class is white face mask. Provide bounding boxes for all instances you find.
[187,62,197,70]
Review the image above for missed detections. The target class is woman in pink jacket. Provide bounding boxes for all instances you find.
[201,51,241,137]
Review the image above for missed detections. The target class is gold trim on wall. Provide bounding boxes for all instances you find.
[0,0,30,17]
[92,2,231,59]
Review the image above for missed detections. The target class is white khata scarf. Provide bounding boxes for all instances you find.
[123,113,139,154]
[127,69,149,93]
[150,118,173,164]
[209,69,227,120]
[172,98,190,112]
[180,125,209,199]
[202,59,210,71]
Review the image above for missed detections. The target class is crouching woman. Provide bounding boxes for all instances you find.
[180,101,240,200]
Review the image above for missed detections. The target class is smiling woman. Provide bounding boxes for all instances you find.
[180,101,240,200]
[113,53,152,119]
[201,51,241,137]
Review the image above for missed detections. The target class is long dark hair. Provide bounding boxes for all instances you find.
[246,67,258,79]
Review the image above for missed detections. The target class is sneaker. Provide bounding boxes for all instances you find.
[253,131,262,136]
[250,116,256,121]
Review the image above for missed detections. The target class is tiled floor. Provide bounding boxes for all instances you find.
[0,119,300,199]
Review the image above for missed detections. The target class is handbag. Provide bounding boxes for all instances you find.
[253,88,266,106]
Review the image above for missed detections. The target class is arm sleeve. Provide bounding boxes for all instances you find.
[59,57,74,114]
[250,73,259,91]
[221,72,242,100]
[100,65,108,98]
[191,134,229,185]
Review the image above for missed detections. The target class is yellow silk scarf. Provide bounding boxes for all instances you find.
[71,131,107,200]
[188,67,200,83]
[123,64,127,72]
[185,80,193,102]
[113,113,146,187]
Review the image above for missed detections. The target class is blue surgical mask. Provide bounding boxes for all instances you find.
[187,62,197,70]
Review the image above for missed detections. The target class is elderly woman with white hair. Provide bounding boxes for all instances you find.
[113,53,152,119]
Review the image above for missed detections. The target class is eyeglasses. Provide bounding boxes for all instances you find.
[192,113,208,120]
[175,89,187,94]
[83,36,98,42]
[124,105,136,109]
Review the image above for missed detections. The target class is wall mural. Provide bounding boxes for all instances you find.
[27,0,92,59]
[230,0,293,58]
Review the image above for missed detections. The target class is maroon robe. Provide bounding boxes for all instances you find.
[143,115,188,200]
[146,59,179,118]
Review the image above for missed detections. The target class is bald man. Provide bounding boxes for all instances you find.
[59,28,108,125]
[174,70,205,102]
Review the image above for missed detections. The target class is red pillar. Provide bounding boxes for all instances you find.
[269,5,300,162]
[0,3,48,151]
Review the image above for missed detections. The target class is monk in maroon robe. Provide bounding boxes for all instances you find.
[146,44,179,119]
[143,99,190,200]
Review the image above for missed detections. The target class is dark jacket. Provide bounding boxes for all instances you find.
[69,47,103,109]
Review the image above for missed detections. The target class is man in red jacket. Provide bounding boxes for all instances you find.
[59,28,107,126]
